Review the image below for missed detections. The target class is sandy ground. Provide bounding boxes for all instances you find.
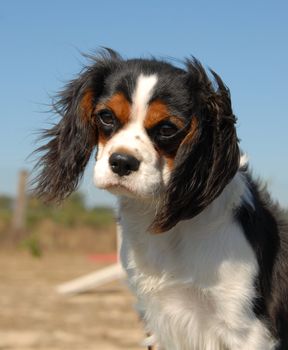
[0,252,144,350]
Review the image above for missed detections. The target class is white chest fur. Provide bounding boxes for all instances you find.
[118,175,276,350]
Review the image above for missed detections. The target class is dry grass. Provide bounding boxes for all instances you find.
[0,251,144,350]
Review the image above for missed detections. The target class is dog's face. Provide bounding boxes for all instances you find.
[34,49,240,232]
[93,69,194,199]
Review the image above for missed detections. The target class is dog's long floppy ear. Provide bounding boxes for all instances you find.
[152,59,240,233]
[32,49,121,202]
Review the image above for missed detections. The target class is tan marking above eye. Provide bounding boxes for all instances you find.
[93,93,132,145]
[96,92,131,125]
[144,100,185,130]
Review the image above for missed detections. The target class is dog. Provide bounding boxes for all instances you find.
[33,49,288,349]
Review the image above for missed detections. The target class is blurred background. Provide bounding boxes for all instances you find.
[0,0,288,349]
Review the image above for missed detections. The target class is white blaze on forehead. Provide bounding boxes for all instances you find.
[131,74,158,123]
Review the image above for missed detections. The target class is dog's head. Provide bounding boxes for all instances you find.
[33,49,240,233]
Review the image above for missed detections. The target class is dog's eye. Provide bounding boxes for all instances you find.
[97,109,116,127]
[157,122,179,139]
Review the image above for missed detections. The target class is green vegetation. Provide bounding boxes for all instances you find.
[22,235,43,257]
[26,192,114,229]
[0,192,116,256]
[0,195,13,226]
[0,192,115,230]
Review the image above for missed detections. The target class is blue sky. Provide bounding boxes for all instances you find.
[1,0,287,208]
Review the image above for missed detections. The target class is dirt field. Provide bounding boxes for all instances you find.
[0,251,144,350]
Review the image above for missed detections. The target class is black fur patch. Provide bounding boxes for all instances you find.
[236,173,288,349]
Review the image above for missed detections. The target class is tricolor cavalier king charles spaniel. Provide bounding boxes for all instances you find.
[34,49,288,350]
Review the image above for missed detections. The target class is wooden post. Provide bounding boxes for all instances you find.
[12,170,28,231]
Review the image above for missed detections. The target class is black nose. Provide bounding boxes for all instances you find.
[109,153,140,177]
